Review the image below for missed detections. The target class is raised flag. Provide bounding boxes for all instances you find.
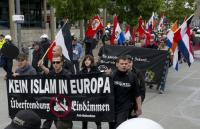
[136,16,145,39]
[47,23,73,61]
[145,31,151,47]
[174,14,194,68]
[166,21,179,70]
[146,12,156,33]
[132,28,137,44]
[158,15,164,31]
[125,25,132,42]
[110,15,125,45]
[47,41,56,61]
[166,21,178,49]
[85,15,104,38]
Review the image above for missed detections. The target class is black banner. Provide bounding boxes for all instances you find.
[98,45,170,85]
[6,73,114,122]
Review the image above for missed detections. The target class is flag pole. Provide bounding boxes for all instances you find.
[41,41,55,61]
[173,14,194,33]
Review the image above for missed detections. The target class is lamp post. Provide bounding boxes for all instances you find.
[16,0,21,51]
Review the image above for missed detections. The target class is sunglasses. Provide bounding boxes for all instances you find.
[52,61,61,64]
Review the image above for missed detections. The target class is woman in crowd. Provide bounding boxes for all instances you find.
[79,54,101,129]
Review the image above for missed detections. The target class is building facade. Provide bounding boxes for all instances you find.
[0,0,47,28]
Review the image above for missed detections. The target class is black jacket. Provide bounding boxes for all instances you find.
[32,49,44,73]
[80,66,100,74]
[49,55,75,74]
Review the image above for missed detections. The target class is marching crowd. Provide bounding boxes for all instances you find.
[0,25,173,129]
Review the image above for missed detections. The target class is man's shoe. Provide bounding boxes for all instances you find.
[159,89,164,94]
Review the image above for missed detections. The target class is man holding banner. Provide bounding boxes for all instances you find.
[38,55,73,129]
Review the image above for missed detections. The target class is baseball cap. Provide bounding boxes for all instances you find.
[5,35,12,41]
[40,34,48,39]
[5,110,41,129]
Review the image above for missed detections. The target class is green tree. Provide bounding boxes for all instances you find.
[107,0,163,26]
[48,0,108,24]
[48,0,196,28]
[163,0,196,24]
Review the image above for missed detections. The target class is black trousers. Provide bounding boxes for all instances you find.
[72,60,79,74]
[3,57,13,76]
[85,43,93,56]
[42,119,73,129]
[109,110,129,129]
[82,122,101,129]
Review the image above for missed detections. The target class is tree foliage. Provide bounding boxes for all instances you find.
[105,0,164,26]
[48,0,108,23]
[163,0,196,24]
[48,0,196,27]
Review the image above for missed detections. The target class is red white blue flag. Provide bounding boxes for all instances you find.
[125,25,132,42]
[146,12,156,33]
[158,15,164,31]
[111,15,125,45]
[173,14,194,70]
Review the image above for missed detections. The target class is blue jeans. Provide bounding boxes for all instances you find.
[159,66,169,91]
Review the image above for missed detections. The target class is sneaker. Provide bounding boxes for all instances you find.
[159,89,164,94]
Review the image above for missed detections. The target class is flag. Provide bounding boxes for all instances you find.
[146,12,156,33]
[166,20,179,70]
[132,28,137,44]
[47,23,73,61]
[110,15,125,45]
[166,21,178,49]
[85,15,104,38]
[125,25,132,42]
[158,15,164,31]
[174,14,194,68]
[145,31,151,47]
[47,41,56,61]
[136,16,145,39]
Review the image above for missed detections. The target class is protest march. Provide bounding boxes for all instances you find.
[1,1,200,129]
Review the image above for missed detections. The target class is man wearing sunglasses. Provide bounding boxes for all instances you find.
[38,54,72,129]
[38,54,71,77]
[51,45,74,74]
